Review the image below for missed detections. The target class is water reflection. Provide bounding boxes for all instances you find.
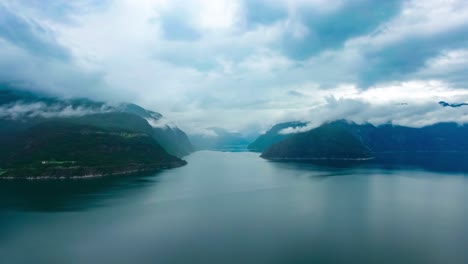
[1,151,468,263]
[0,173,161,212]
[371,153,468,173]
[266,153,468,175]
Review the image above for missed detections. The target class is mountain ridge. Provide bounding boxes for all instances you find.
[259,120,468,161]
[0,87,191,178]
[248,121,308,152]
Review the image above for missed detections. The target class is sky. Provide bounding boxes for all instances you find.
[1,0,468,135]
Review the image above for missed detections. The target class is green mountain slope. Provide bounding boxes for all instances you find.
[248,121,307,152]
[121,104,194,157]
[260,120,468,161]
[0,87,193,155]
[261,122,372,160]
[0,121,186,178]
[0,87,189,178]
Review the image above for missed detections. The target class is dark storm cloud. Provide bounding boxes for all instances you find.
[0,0,468,132]
[0,4,70,60]
[279,0,404,60]
[359,25,468,87]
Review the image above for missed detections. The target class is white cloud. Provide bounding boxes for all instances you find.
[189,128,219,137]
[0,102,112,120]
[145,116,177,130]
[1,0,468,134]
[237,49,295,72]
[277,80,468,134]
[259,0,344,14]
[346,0,468,49]
[195,0,242,31]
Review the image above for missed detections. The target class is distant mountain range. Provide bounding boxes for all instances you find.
[5,85,468,177]
[189,127,254,151]
[258,120,468,161]
[0,87,193,178]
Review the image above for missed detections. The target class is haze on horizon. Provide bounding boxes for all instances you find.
[1,0,468,135]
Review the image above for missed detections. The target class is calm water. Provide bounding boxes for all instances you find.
[1,151,468,264]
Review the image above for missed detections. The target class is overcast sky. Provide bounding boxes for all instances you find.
[1,0,468,134]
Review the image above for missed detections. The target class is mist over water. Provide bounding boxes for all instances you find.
[1,151,468,264]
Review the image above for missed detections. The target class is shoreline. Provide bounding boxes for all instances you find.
[262,157,375,161]
[261,151,468,161]
[0,162,187,181]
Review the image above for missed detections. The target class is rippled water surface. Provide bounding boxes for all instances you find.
[1,151,468,264]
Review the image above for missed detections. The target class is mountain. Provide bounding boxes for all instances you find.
[189,128,252,151]
[261,121,372,160]
[325,120,468,153]
[0,87,190,178]
[0,87,111,134]
[0,121,186,178]
[260,120,468,161]
[119,104,194,157]
[0,87,193,157]
[248,121,307,152]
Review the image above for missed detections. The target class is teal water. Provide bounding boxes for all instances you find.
[1,151,468,263]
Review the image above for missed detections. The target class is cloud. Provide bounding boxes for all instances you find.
[415,48,468,87]
[286,90,303,97]
[189,128,219,138]
[278,81,468,134]
[0,3,70,59]
[160,14,201,41]
[351,0,468,86]
[0,38,109,99]
[278,0,404,60]
[0,102,112,120]
[0,0,468,134]
[145,116,177,130]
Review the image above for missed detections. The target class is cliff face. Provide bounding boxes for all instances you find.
[120,103,194,157]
